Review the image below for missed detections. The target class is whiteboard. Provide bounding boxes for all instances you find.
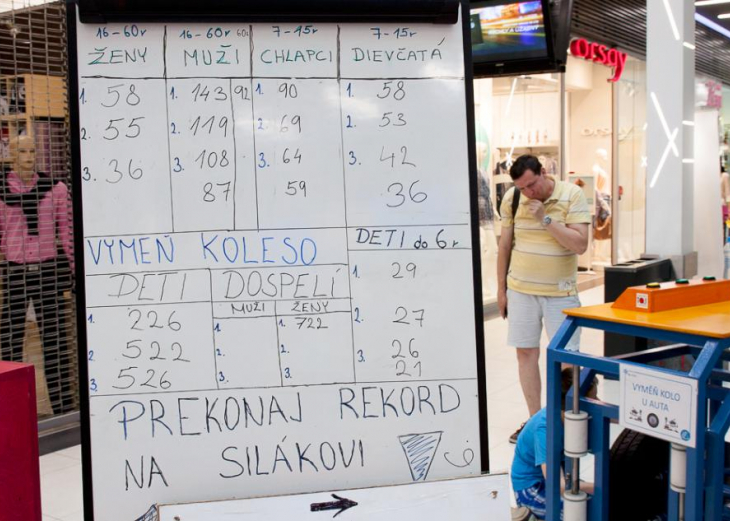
[70,5,485,521]
[158,474,510,521]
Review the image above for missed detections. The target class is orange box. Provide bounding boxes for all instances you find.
[612,279,730,313]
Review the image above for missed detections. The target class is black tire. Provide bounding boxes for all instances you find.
[609,428,669,521]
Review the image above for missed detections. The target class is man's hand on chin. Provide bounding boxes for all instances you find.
[527,200,546,222]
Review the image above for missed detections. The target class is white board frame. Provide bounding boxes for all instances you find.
[158,474,510,521]
[66,2,489,520]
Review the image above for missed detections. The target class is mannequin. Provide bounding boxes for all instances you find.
[591,148,612,266]
[592,148,610,195]
[721,166,730,240]
[0,136,75,414]
[476,142,498,301]
[493,149,513,217]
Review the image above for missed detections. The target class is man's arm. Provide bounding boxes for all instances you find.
[541,464,564,494]
[526,190,590,254]
[53,182,74,271]
[497,225,513,319]
[542,464,595,495]
[545,222,589,255]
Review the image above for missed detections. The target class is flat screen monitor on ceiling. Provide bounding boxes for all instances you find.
[470,0,562,77]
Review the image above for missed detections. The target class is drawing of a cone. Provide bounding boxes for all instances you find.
[399,431,442,482]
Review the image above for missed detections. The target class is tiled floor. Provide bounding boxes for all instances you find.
[39,285,607,519]
[484,285,608,498]
[40,445,84,521]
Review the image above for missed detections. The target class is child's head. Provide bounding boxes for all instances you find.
[560,367,598,410]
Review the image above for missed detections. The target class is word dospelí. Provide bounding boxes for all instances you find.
[221,269,342,300]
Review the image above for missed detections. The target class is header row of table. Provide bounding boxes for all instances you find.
[77,22,465,78]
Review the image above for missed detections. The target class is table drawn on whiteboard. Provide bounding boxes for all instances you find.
[310,494,359,517]
[398,431,442,481]
[74,14,482,521]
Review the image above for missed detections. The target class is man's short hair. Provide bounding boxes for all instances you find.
[561,367,598,410]
[509,154,543,181]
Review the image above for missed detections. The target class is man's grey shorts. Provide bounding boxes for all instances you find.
[507,289,581,351]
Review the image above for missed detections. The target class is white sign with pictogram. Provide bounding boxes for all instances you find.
[619,364,698,447]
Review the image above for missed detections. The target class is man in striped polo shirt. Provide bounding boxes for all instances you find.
[496,155,591,443]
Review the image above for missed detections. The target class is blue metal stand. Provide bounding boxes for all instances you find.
[545,315,730,521]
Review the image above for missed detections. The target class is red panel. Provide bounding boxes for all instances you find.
[0,362,41,521]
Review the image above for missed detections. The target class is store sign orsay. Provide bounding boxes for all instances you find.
[569,38,628,83]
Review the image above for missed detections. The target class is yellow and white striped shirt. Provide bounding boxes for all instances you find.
[500,178,591,297]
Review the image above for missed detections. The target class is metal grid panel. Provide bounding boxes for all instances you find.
[0,0,76,419]
[571,0,647,59]
[571,0,730,85]
[695,22,730,85]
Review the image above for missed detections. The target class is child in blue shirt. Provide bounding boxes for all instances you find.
[511,368,597,520]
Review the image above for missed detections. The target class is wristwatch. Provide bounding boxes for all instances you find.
[542,215,552,226]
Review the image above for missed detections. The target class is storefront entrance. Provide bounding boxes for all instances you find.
[474,51,648,308]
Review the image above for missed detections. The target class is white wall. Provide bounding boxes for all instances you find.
[474,78,494,170]
[567,62,613,181]
[646,0,696,265]
[565,55,594,92]
[492,90,560,149]
[616,57,647,262]
[694,109,724,278]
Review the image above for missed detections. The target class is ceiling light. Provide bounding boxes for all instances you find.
[696,0,730,6]
[662,0,681,40]
[719,13,730,18]
[650,92,679,157]
[696,13,730,38]
[650,128,678,189]
[505,78,518,116]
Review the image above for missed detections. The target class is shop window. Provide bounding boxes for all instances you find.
[474,73,561,307]
[0,0,77,421]
[564,56,614,269]
[615,57,647,264]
